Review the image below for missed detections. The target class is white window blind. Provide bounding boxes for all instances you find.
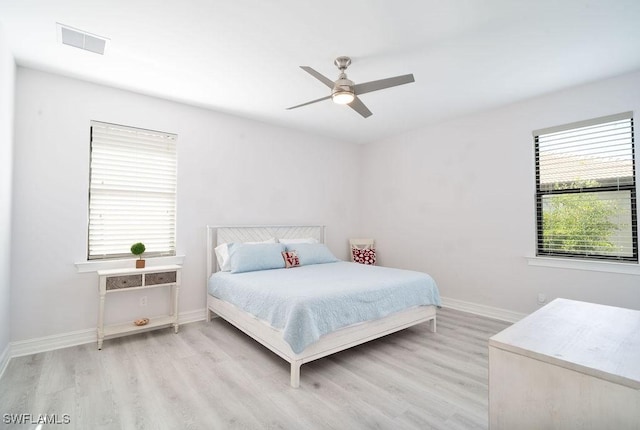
[534,112,637,261]
[89,121,177,260]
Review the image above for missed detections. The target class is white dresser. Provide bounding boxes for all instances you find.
[489,298,640,430]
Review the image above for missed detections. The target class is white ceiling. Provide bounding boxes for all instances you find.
[1,0,640,144]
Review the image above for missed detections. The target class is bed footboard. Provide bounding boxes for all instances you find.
[207,294,437,388]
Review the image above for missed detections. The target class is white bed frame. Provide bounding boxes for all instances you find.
[206,225,437,388]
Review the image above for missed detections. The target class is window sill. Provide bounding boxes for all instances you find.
[75,255,185,273]
[526,256,640,275]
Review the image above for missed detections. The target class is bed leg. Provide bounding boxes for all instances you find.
[206,308,212,322]
[430,317,437,333]
[290,360,302,388]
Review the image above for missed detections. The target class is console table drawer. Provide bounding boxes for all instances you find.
[146,271,177,285]
[106,274,143,290]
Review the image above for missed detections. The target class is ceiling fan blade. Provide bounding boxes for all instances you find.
[353,74,415,96]
[286,95,332,110]
[300,66,335,89]
[348,96,372,118]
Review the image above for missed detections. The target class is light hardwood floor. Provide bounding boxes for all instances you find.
[0,308,510,430]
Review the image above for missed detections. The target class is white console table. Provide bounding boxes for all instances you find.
[489,298,640,429]
[97,264,181,349]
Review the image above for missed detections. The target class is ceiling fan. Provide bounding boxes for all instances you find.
[286,56,415,118]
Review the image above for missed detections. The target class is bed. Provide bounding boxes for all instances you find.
[206,225,441,388]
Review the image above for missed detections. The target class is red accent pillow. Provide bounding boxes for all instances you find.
[352,248,376,265]
[282,251,300,268]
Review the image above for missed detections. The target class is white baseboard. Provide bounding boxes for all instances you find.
[11,327,97,358]
[9,308,207,359]
[0,342,10,379]
[179,308,207,325]
[440,296,527,323]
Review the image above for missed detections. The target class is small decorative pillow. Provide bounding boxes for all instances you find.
[352,247,376,265]
[282,251,300,268]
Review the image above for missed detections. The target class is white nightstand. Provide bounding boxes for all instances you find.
[96,264,181,349]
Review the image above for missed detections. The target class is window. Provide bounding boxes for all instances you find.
[534,112,637,262]
[88,121,177,260]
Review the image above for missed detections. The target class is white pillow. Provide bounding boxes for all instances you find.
[214,238,276,271]
[278,237,319,244]
[214,243,232,271]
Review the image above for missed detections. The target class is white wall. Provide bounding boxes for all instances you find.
[361,70,640,315]
[0,24,15,362]
[10,65,640,345]
[11,68,361,342]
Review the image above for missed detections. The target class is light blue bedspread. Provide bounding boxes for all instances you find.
[208,261,441,354]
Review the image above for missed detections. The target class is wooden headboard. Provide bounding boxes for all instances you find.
[206,225,326,279]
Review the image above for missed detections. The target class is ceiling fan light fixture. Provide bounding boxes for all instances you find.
[332,90,355,105]
[332,76,355,104]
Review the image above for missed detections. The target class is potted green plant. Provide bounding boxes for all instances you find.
[130,242,146,268]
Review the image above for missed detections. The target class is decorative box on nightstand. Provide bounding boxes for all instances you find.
[96,264,181,349]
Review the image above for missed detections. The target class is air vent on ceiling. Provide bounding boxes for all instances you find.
[57,23,108,55]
